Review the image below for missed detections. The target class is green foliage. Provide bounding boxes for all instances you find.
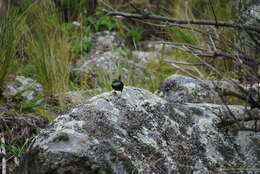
[0,9,28,92]
[145,57,176,91]
[126,29,143,42]
[19,98,44,113]
[63,22,91,55]
[16,97,45,113]
[168,27,198,44]
[0,0,251,116]
[190,0,236,20]
[0,138,29,158]
[88,15,116,32]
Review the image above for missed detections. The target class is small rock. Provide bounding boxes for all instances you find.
[88,31,125,55]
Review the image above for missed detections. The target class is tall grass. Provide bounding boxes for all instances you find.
[26,1,73,104]
[0,8,28,92]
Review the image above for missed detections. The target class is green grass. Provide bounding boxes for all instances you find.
[0,0,254,112]
[24,1,73,105]
[0,8,29,92]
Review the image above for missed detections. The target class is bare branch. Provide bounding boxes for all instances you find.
[216,111,260,128]
[141,41,260,64]
[103,9,260,32]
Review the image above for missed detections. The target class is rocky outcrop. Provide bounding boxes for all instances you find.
[241,0,260,25]
[15,86,260,174]
[88,31,125,55]
[156,74,237,104]
[72,31,149,87]
[2,76,42,101]
[73,31,125,75]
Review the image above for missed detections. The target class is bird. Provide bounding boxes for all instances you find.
[112,76,124,93]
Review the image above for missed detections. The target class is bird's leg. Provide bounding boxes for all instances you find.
[112,90,118,95]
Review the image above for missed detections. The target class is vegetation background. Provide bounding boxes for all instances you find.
[0,0,259,172]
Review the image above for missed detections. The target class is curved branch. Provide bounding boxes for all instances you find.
[103,10,260,32]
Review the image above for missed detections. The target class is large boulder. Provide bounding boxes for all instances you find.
[15,87,260,174]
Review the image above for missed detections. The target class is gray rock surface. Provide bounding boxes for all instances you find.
[16,87,260,174]
[131,51,158,64]
[138,41,173,52]
[246,83,260,104]
[156,74,235,103]
[65,91,85,104]
[88,31,125,55]
[242,0,260,25]
[2,76,42,100]
[73,31,138,78]
[73,51,125,75]
[72,31,152,84]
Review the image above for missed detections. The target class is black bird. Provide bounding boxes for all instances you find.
[112,76,124,92]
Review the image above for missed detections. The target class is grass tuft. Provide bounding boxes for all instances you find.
[0,8,28,92]
[25,1,73,105]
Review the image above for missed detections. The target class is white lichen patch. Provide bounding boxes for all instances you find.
[124,87,166,106]
[92,98,114,111]
[173,108,186,118]
[137,127,158,149]
[162,115,180,134]
[64,120,85,129]
[54,120,85,132]
[108,112,119,122]
[71,108,79,113]
[185,82,197,92]
[87,91,111,102]
[194,159,209,174]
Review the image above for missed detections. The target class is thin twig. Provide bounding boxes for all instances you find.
[164,59,204,66]
[208,0,218,27]
[171,63,201,80]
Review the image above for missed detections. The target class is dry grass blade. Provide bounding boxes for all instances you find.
[1,134,6,174]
